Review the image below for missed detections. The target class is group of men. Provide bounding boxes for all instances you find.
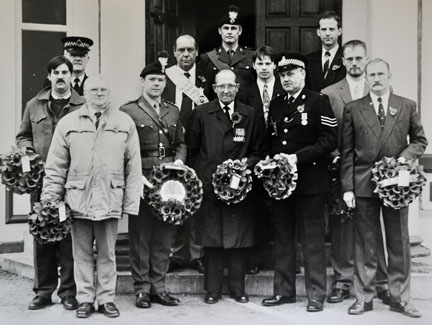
[15,5,426,320]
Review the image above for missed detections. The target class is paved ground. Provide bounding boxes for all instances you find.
[1,268,431,325]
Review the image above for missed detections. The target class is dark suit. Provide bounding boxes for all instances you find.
[120,96,187,295]
[322,79,388,292]
[265,88,337,302]
[186,99,261,295]
[341,93,427,303]
[306,47,346,92]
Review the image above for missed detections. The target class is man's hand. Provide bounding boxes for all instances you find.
[141,175,153,199]
[343,191,356,209]
[279,153,297,165]
[397,156,407,164]
[198,95,209,104]
[173,159,184,165]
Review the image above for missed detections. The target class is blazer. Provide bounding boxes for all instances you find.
[341,93,427,197]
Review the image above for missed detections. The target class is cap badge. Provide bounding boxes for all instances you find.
[229,11,238,24]
[158,57,168,73]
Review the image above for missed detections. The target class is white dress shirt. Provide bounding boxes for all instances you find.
[321,44,339,70]
[370,91,390,115]
[219,101,235,119]
[346,75,365,100]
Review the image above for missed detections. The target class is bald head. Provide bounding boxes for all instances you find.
[213,69,239,105]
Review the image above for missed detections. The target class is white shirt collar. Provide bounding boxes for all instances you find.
[51,90,71,100]
[322,44,339,65]
[87,105,108,122]
[143,94,161,110]
[72,74,85,84]
[219,100,235,117]
[370,91,390,115]
[287,88,303,101]
[222,44,239,54]
[346,75,366,100]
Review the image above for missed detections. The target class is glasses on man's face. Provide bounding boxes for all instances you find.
[88,88,110,95]
[215,84,238,91]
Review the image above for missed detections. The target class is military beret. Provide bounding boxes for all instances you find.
[140,53,169,78]
[62,36,93,55]
[218,5,242,27]
[275,52,309,72]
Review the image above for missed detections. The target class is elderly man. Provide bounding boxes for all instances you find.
[121,60,186,309]
[41,75,142,319]
[341,58,427,318]
[16,55,85,311]
[261,52,337,312]
[186,69,261,304]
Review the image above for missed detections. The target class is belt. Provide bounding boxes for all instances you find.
[141,147,175,159]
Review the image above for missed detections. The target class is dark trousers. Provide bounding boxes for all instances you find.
[273,195,327,301]
[33,234,76,299]
[353,198,410,303]
[203,247,248,295]
[170,214,203,265]
[129,201,177,295]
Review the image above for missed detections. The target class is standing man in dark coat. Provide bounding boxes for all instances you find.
[306,11,346,92]
[199,5,255,100]
[341,58,427,318]
[16,55,85,311]
[120,61,187,309]
[186,69,261,304]
[261,52,337,312]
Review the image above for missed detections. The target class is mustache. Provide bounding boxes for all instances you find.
[56,79,65,83]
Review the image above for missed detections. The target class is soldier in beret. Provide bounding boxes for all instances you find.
[62,36,94,95]
[261,52,337,312]
[120,59,186,309]
[199,5,255,101]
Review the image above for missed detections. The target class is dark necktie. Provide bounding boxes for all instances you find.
[228,50,235,62]
[95,112,102,129]
[73,78,80,93]
[153,103,160,115]
[262,84,271,123]
[378,97,386,129]
[223,106,231,123]
[287,96,295,105]
[323,51,331,79]
[180,72,193,128]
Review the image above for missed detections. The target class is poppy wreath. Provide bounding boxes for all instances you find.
[212,158,253,205]
[254,154,298,200]
[28,197,72,244]
[143,163,203,225]
[0,147,45,195]
[371,157,426,209]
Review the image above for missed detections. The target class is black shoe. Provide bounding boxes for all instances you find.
[348,299,373,315]
[150,292,180,306]
[135,292,151,309]
[307,299,324,312]
[167,260,184,273]
[295,266,301,274]
[190,259,205,274]
[246,266,260,275]
[230,293,249,303]
[327,288,350,303]
[98,302,120,318]
[377,290,391,305]
[76,302,95,318]
[28,296,52,310]
[204,294,220,304]
[262,295,296,306]
[390,302,421,318]
[61,296,78,310]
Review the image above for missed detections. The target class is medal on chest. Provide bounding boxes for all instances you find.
[301,112,308,126]
[233,128,246,142]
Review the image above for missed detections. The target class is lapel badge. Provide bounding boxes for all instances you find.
[297,104,305,113]
[332,65,341,71]
[198,75,206,83]
[301,94,306,100]
[389,107,397,116]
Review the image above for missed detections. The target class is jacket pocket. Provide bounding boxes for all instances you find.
[64,180,86,213]
[109,179,125,214]
[30,114,47,123]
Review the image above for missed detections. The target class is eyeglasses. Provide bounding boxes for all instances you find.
[215,84,238,91]
[87,88,110,95]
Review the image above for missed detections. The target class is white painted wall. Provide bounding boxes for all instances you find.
[422,0,432,153]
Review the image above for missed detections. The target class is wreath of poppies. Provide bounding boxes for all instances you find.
[0,147,45,194]
[254,154,298,200]
[143,163,203,225]
[28,197,72,244]
[212,158,253,205]
[371,157,426,209]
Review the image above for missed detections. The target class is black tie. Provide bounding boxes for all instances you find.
[223,106,231,123]
[180,72,193,128]
[323,51,331,78]
[287,96,295,105]
[95,112,102,129]
[73,78,80,93]
[378,97,385,129]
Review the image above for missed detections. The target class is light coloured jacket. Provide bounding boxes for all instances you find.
[41,104,142,219]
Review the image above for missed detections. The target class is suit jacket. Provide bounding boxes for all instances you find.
[186,99,261,248]
[306,47,346,92]
[341,93,427,197]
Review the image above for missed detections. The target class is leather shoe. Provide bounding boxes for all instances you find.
[262,295,296,306]
[150,291,180,306]
[204,294,220,304]
[61,296,78,310]
[135,292,151,309]
[246,266,260,275]
[28,296,52,310]
[307,299,324,312]
[348,299,373,315]
[76,302,95,318]
[377,290,391,305]
[167,260,184,273]
[190,259,205,274]
[390,302,421,318]
[327,288,350,303]
[98,302,120,318]
[230,293,249,303]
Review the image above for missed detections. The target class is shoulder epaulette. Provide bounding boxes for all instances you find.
[121,97,140,106]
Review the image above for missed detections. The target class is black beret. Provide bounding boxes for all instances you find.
[275,52,309,72]
[140,52,170,79]
[62,36,93,55]
[218,5,242,27]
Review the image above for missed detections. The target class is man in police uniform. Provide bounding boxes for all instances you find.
[262,52,337,312]
[62,36,94,95]
[120,60,186,309]
[199,5,255,100]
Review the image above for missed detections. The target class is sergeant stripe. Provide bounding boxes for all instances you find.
[321,121,337,127]
[321,116,337,122]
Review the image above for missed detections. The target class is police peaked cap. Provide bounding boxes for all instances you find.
[275,52,309,72]
[62,36,93,55]
[218,5,242,27]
